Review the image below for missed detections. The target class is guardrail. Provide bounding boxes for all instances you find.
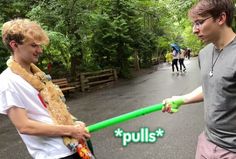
[52,69,117,92]
[80,69,118,92]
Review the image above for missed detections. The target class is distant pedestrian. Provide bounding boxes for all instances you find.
[179,49,186,72]
[171,47,179,73]
[186,48,191,59]
[165,51,173,65]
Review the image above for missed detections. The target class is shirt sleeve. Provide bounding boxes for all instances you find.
[0,89,25,115]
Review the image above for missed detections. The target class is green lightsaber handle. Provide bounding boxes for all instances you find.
[86,103,164,133]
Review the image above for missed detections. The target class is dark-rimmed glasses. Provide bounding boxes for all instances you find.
[193,16,212,29]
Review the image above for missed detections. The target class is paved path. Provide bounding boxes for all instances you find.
[0,57,204,159]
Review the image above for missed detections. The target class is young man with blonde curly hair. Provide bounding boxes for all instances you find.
[0,18,94,159]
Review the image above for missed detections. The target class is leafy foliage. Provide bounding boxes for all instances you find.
[91,0,137,78]
[1,0,234,78]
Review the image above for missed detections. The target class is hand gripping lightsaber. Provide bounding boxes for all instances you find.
[86,99,184,133]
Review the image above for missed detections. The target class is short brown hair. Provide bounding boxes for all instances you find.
[2,18,49,51]
[188,0,235,27]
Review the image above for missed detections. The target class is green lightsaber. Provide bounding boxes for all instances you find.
[86,99,184,133]
[86,103,164,133]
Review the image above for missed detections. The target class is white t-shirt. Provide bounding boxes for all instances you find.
[172,50,179,59]
[0,68,75,159]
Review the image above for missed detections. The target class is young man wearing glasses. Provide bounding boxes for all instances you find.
[162,0,236,158]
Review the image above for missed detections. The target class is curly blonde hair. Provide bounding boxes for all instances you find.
[2,18,49,51]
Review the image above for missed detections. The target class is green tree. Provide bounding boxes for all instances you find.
[0,0,216,76]
[27,0,97,78]
[91,0,137,77]
[0,0,39,73]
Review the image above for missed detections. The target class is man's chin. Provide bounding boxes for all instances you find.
[32,59,39,64]
[200,39,210,45]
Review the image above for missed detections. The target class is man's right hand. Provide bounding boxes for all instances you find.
[162,96,184,113]
[71,121,91,141]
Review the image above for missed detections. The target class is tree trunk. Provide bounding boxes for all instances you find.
[70,55,80,80]
[134,50,140,71]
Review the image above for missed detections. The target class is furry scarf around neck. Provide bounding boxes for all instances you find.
[7,57,93,159]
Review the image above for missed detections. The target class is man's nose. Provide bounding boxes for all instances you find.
[37,46,43,53]
[192,26,200,34]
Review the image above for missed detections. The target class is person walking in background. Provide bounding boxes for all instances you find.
[165,50,173,65]
[162,0,236,158]
[171,47,179,73]
[179,49,186,72]
[186,48,191,59]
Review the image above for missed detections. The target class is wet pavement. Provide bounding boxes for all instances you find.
[0,57,204,159]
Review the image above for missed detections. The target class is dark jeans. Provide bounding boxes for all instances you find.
[61,153,81,159]
[172,59,179,72]
[179,59,186,71]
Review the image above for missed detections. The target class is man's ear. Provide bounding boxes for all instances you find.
[9,40,18,50]
[218,12,227,25]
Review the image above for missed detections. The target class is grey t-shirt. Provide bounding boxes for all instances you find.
[199,39,236,152]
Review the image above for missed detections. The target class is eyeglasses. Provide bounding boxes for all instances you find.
[193,16,212,29]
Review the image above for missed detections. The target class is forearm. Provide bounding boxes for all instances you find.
[182,86,204,105]
[7,107,88,139]
[162,86,204,113]
[19,120,75,137]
